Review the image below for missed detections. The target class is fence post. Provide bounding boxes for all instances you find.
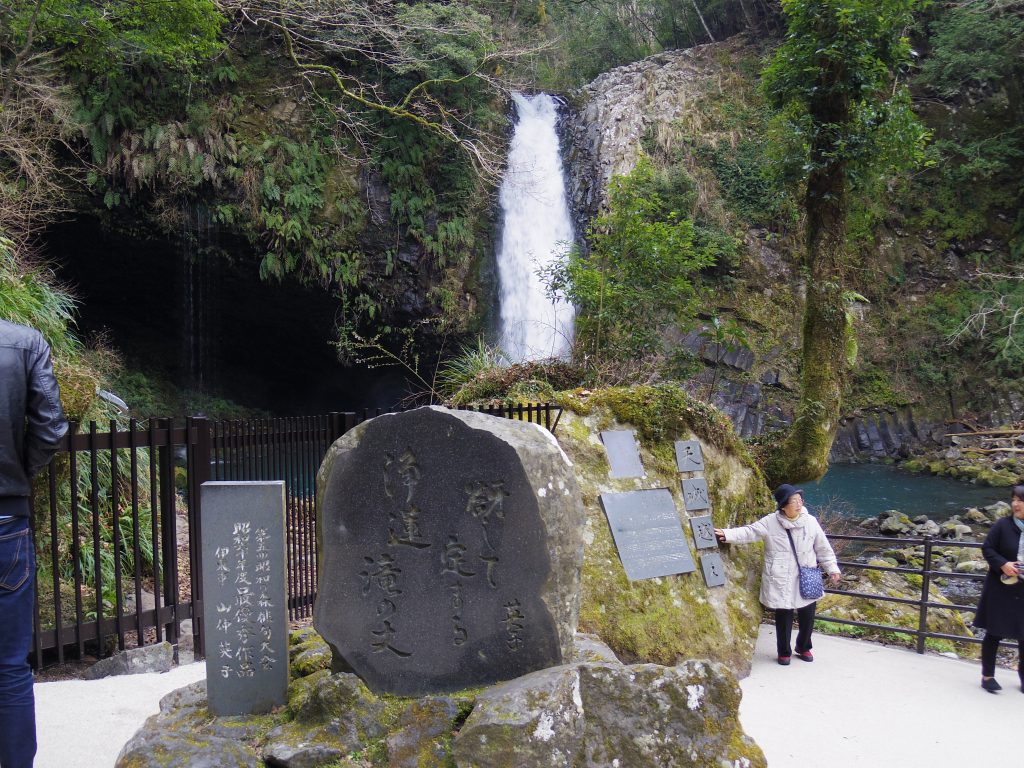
[917,536,934,654]
[157,418,179,649]
[187,417,211,660]
[328,412,345,443]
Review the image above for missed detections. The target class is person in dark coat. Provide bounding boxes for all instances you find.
[0,318,68,767]
[974,483,1024,693]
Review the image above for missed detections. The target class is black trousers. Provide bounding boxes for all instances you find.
[775,602,816,657]
[980,633,1024,678]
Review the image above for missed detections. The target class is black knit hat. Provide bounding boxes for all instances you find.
[773,483,804,510]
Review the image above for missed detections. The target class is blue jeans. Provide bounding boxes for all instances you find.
[0,517,36,768]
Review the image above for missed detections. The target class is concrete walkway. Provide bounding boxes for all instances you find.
[739,626,1020,767]
[33,626,1020,767]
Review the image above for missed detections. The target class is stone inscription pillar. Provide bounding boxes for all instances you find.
[200,481,289,715]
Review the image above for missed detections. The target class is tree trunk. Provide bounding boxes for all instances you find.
[737,0,759,30]
[766,96,851,486]
[690,0,715,42]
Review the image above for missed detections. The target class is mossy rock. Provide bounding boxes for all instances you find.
[453,660,765,768]
[289,630,332,678]
[555,385,771,676]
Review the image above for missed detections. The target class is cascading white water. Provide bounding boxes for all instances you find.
[496,92,575,362]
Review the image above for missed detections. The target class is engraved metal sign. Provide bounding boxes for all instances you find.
[316,408,561,696]
[201,481,288,716]
[674,440,705,473]
[700,552,727,588]
[689,515,717,550]
[599,489,696,581]
[600,430,645,479]
[681,478,711,511]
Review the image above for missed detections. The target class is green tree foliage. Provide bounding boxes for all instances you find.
[7,0,223,76]
[541,0,771,87]
[543,157,716,365]
[913,0,1024,251]
[0,0,225,240]
[761,0,927,485]
[0,233,76,356]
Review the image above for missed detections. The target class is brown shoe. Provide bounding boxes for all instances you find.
[777,656,791,665]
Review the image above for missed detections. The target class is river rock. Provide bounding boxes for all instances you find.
[962,508,990,525]
[453,660,765,768]
[315,406,585,696]
[954,560,988,574]
[879,511,913,536]
[915,520,941,537]
[985,501,1011,518]
[940,521,974,540]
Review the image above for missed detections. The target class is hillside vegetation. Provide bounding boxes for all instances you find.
[1,1,1021,455]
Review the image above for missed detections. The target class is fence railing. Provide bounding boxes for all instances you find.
[29,403,563,669]
[817,533,1012,654]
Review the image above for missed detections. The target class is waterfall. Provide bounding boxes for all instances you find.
[496,92,575,362]
[181,203,216,391]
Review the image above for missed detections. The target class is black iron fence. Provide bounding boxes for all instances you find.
[817,533,1012,654]
[29,403,563,669]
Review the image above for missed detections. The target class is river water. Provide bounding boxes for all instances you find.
[800,463,1008,522]
[496,92,575,362]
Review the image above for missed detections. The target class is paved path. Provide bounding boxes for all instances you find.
[739,627,1020,767]
[33,626,1021,767]
[35,661,206,768]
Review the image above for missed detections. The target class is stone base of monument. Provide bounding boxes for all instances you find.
[115,628,765,768]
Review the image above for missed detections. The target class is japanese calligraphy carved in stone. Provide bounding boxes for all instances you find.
[315,407,585,696]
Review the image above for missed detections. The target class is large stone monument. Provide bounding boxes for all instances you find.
[315,406,585,696]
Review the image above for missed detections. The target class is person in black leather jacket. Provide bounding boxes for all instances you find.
[0,318,68,768]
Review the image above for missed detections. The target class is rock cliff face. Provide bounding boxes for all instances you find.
[565,40,751,228]
[563,39,809,448]
[562,39,1024,465]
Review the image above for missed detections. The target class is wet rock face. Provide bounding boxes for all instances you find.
[315,406,586,696]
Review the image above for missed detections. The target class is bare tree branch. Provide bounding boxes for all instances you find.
[220,0,547,179]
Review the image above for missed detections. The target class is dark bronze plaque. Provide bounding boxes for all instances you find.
[681,478,711,511]
[600,430,645,478]
[700,552,727,588]
[689,515,717,550]
[674,440,705,472]
[316,409,561,696]
[599,489,696,581]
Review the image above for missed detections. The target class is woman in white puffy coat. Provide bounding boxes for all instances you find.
[714,484,841,665]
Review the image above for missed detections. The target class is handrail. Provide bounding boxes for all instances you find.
[818,532,1012,654]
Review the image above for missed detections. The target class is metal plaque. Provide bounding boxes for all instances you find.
[201,481,289,716]
[600,430,645,479]
[689,515,717,550]
[674,440,705,472]
[681,478,710,511]
[700,552,727,588]
[599,489,696,581]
